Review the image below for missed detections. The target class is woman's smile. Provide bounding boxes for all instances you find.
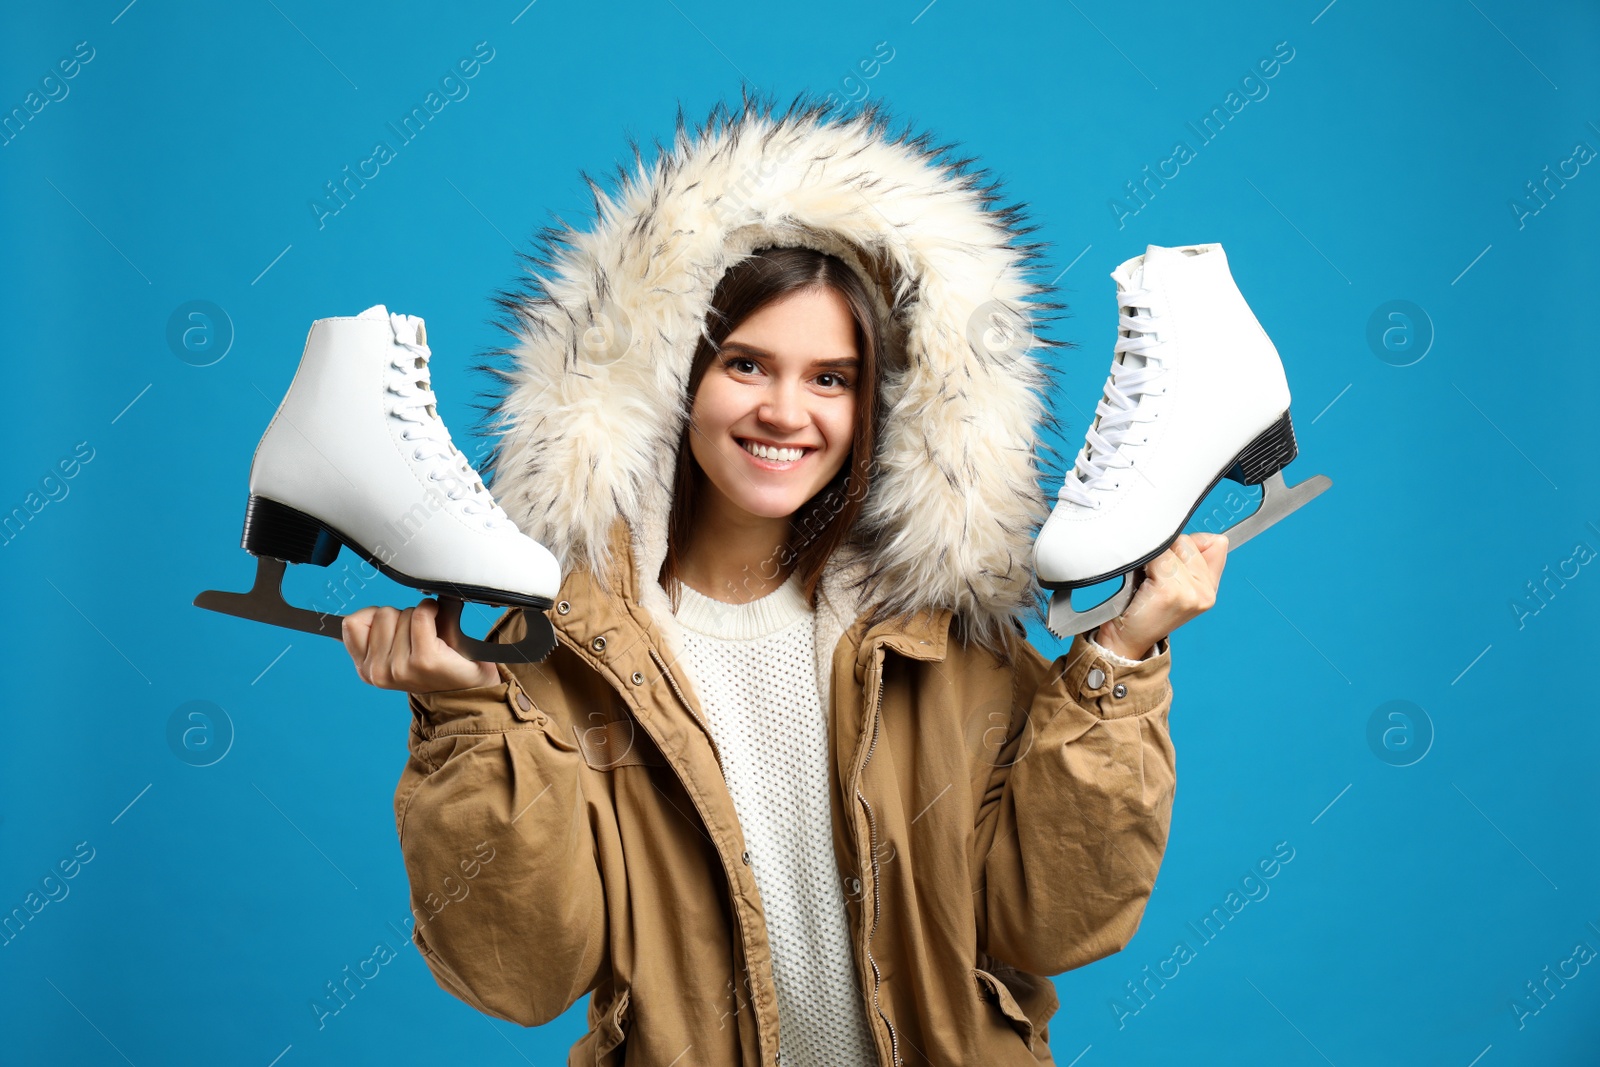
[736,437,816,470]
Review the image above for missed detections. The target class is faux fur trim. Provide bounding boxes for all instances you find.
[473,89,1074,673]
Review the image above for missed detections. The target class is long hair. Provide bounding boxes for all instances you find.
[659,246,885,612]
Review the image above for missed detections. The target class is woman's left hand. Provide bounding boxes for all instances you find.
[1092,532,1229,660]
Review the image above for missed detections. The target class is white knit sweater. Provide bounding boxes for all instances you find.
[670,571,878,1067]
[668,571,1157,1065]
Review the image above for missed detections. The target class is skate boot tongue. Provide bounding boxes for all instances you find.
[389,312,426,346]
[379,313,518,535]
[356,305,425,346]
[1057,258,1166,509]
[1111,260,1152,373]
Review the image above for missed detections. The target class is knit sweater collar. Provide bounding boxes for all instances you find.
[670,570,812,640]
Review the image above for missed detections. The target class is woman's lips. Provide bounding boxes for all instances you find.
[737,437,812,470]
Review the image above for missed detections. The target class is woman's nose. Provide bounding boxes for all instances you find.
[758,381,807,429]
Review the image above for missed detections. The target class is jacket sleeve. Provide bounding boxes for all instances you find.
[972,625,1176,976]
[394,611,607,1027]
[1085,627,1169,667]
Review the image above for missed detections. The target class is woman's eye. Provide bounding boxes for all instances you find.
[817,373,851,388]
[729,357,758,373]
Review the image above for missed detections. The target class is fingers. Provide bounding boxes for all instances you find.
[433,596,466,651]
[423,596,481,668]
[1144,537,1217,608]
[389,604,416,685]
[1167,535,1227,592]
[342,607,374,665]
[343,597,487,692]
[1177,534,1224,588]
[1196,531,1230,586]
[1148,546,1182,580]
[1148,535,1199,586]
[1101,532,1230,652]
[363,606,400,687]
[411,598,442,659]
[1173,533,1229,593]
[1178,536,1218,610]
[404,598,462,684]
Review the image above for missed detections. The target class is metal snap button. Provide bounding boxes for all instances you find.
[631,671,645,685]
[741,850,751,865]
[556,600,570,614]
[1113,683,1128,698]
[1086,667,1106,689]
[591,635,607,652]
[849,877,862,894]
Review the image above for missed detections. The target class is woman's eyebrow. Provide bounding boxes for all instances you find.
[720,340,859,369]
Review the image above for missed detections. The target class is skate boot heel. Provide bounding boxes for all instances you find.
[241,495,340,567]
[1226,410,1299,486]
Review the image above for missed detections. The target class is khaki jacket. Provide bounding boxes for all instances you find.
[396,516,1175,1065]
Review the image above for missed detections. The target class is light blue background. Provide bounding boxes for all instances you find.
[3,1,1597,1063]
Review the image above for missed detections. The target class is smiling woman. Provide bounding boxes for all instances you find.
[662,246,884,611]
[366,96,1185,1067]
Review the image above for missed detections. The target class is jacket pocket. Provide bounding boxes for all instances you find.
[572,712,666,771]
[569,985,631,1065]
[973,965,1059,1054]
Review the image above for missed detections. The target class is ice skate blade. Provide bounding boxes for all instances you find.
[1042,469,1333,640]
[1216,469,1331,551]
[195,557,559,664]
[1045,575,1138,640]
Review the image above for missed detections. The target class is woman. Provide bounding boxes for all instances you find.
[343,96,1225,1066]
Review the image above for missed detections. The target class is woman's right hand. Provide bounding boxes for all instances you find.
[342,597,500,693]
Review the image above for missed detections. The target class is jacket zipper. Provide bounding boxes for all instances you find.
[856,647,900,1067]
[647,646,727,781]
[647,645,779,1059]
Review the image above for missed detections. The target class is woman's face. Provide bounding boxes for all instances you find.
[688,285,860,524]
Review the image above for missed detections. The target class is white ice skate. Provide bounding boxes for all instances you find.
[1035,243,1331,638]
[195,305,561,663]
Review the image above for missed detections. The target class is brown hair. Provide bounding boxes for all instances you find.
[659,246,884,612]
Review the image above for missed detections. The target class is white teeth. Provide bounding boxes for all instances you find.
[740,439,806,463]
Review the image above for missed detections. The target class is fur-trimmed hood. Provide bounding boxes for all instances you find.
[476,91,1070,680]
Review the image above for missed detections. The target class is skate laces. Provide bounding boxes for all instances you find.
[384,315,519,533]
[1058,275,1167,509]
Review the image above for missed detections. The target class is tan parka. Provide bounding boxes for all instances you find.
[392,95,1178,1065]
[397,515,1174,1066]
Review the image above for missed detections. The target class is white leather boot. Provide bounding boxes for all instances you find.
[196,305,560,663]
[1034,243,1331,638]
